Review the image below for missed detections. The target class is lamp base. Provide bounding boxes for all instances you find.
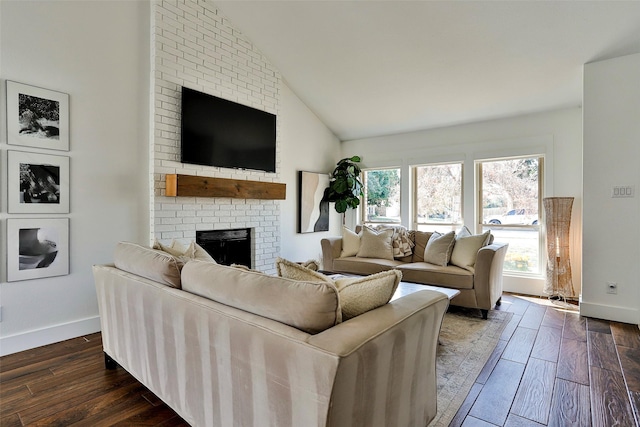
[547,294,576,309]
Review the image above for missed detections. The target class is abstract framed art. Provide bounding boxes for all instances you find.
[298,171,330,233]
[6,218,70,282]
[6,81,70,151]
[7,150,70,214]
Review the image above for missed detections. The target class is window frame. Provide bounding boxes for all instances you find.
[412,161,464,231]
[361,166,402,226]
[476,155,545,277]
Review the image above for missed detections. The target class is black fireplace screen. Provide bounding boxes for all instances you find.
[196,228,251,267]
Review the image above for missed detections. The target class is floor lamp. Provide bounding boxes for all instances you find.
[543,197,575,304]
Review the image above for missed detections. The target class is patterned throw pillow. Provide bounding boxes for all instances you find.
[333,270,402,320]
[275,257,333,283]
[276,258,402,321]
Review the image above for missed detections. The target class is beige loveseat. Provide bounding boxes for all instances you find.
[322,227,508,319]
[93,242,449,427]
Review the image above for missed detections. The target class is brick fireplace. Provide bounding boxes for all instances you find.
[150,0,282,274]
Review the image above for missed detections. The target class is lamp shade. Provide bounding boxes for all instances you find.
[543,197,574,298]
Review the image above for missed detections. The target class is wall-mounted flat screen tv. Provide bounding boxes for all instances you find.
[181,87,277,173]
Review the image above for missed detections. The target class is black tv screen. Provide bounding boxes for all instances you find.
[181,87,277,172]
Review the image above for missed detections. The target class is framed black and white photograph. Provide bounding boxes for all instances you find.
[7,218,70,282]
[8,150,70,214]
[298,171,330,233]
[6,81,70,151]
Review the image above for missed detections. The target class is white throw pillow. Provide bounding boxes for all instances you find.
[423,231,456,266]
[450,230,491,270]
[334,270,402,320]
[341,226,362,257]
[356,226,394,260]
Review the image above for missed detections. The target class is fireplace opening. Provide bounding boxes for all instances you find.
[196,228,252,267]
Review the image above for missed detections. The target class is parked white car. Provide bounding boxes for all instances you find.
[486,209,538,225]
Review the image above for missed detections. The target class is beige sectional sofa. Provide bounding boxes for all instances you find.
[322,227,509,319]
[93,242,450,427]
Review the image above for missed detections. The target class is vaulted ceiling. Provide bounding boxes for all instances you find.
[214,1,640,141]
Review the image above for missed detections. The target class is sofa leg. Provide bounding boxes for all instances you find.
[104,352,118,370]
[480,309,488,320]
[495,297,502,306]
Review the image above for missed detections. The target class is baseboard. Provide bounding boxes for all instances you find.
[0,316,101,357]
[579,301,639,325]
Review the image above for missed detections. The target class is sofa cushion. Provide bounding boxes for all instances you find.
[333,270,402,320]
[114,242,183,288]
[275,257,333,283]
[450,230,491,270]
[397,262,474,290]
[423,231,456,266]
[181,260,341,334]
[411,231,433,263]
[333,257,405,276]
[341,226,362,257]
[356,226,394,260]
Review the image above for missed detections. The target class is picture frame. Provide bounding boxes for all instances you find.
[7,218,70,282]
[8,150,70,214]
[298,171,330,233]
[6,81,70,151]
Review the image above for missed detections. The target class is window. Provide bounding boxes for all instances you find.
[362,168,401,225]
[478,156,543,275]
[413,162,463,232]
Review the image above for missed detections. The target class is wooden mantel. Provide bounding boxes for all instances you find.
[165,174,286,200]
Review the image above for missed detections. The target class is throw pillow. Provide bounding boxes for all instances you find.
[450,230,491,270]
[276,257,333,283]
[456,226,472,238]
[154,240,217,263]
[423,231,456,266]
[341,226,362,257]
[333,270,402,320]
[187,242,217,263]
[411,231,433,263]
[153,239,187,257]
[356,226,394,260]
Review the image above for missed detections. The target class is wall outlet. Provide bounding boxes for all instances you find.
[606,282,618,294]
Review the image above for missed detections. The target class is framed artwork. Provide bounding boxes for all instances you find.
[8,150,70,214]
[6,81,70,151]
[298,171,330,233]
[7,218,70,282]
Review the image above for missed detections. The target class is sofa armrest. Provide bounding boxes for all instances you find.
[321,237,343,272]
[307,290,449,426]
[473,242,509,310]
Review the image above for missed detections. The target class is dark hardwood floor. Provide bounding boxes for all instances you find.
[453,293,640,427]
[1,293,638,426]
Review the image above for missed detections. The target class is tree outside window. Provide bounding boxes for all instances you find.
[479,157,543,275]
[363,168,401,224]
[414,163,462,232]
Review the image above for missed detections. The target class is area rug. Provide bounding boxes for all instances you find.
[428,307,513,427]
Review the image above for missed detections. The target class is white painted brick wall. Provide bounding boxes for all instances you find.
[151,0,282,274]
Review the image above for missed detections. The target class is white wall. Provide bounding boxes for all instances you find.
[0,0,150,355]
[582,53,640,325]
[280,83,342,264]
[0,1,341,355]
[341,108,583,297]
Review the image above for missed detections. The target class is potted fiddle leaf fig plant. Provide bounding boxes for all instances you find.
[323,156,364,214]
